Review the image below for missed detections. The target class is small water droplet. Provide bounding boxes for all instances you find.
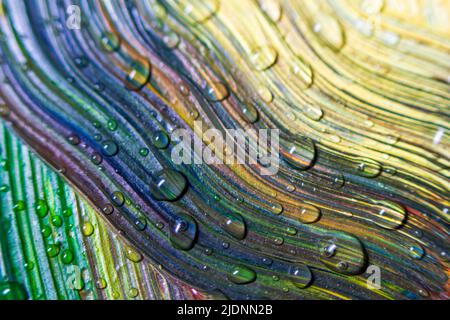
[258,0,282,22]
[222,211,246,240]
[228,265,256,284]
[125,246,143,263]
[182,0,220,24]
[206,81,229,102]
[150,169,188,201]
[312,13,345,51]
[288,264,312,288]
[170,211,198,250]
[101,140,119,156]
[110,191,125,207]
[151,130,170,149]
[82,221,94,237]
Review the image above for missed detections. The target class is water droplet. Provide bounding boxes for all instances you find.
[290,60,313,89]
[257,86,273,103]
[303,104,323,121]
[258,0,282,22]
[125,60,151,91]
[206,81,229,102]
[249,46,278,71]
[82,221,94,237]
[182,0,220,23]
[313,13,345,51]
[46,244,60,258]
[125,246,143,263]
[101,31,120,52]
[139,148,149,157]
[74,56,88,68]
[222,211,246,240]
[282,135,316,170]
[67,134,80,145]
[241,104,259,123]
[0,184,9,192]
[128,287,139,298]
[101,140,119,156]
[288,264,312,288]
[91,152,103,165]
[151,130,170,149]
[111,191,125,207]
[35,199,48,218]
[102,204,114,215]
[355,158,382,178]
[273,236,284,245]
[370,200,406,229]
[62,249,74,264]
[321,243,337,258]
[170,211,198,250]
[295,204,321,223]
[51,215,62,227]
[360,0,384,15]
[163,31,180,49]
[13,200,26,212]
[96,278,107,289]
[408,244,425,260]
[286,227,297,235]
[107,119,118,131]
[270,203,283,215]
[228,265,256,284]
[319,233,366,275]
[0,281,28,300]
[41,225,52,238]
[150,169,188,201]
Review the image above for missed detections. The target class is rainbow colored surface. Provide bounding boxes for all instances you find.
[0,0,449,300]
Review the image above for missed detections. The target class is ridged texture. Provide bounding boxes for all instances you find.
[0,0,449,299]
[0,126,193,299]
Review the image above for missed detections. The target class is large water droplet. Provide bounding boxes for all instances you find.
[228,265,257,284]
[169,211,198,250]
[319,232,366,275]
[312,13,345,51]
[102,140,119,156]
[150,169,188,201]
[369,200,406,229]
[288,264,312,288]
